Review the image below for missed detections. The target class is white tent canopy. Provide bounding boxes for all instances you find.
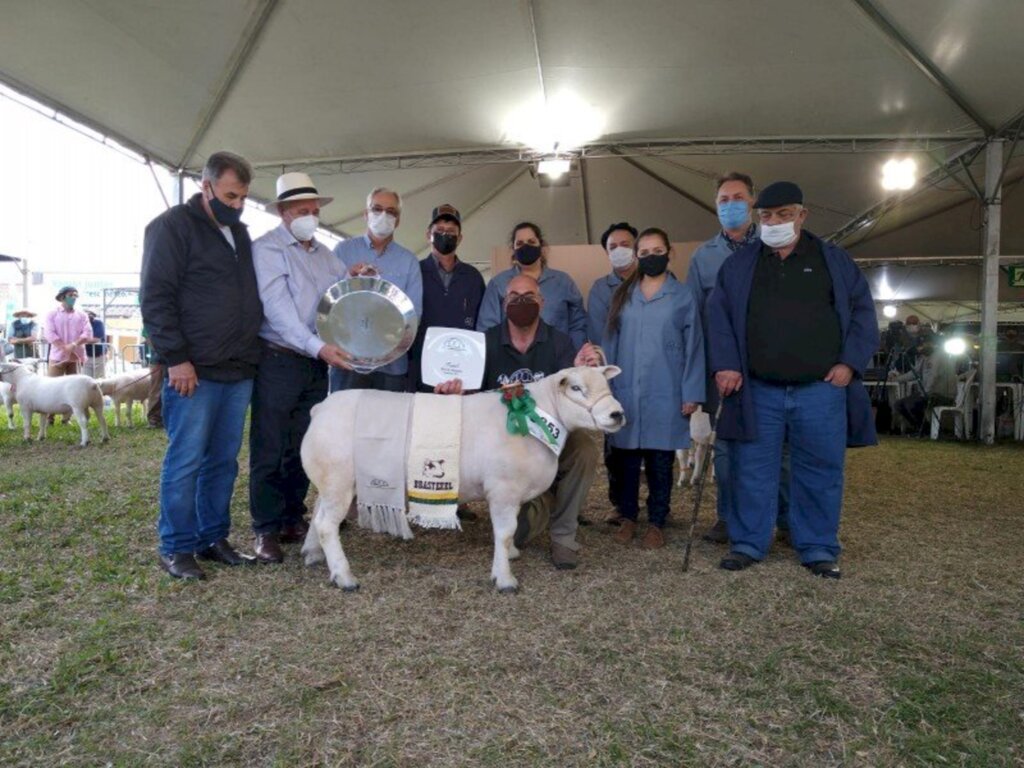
[2,0,1022,268]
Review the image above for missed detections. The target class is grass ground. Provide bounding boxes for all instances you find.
[1,407,1022,767]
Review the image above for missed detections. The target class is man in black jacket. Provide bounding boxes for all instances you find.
[410,204,485,391]
[141,151,263,581]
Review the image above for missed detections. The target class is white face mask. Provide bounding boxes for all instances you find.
[288,214,319,242]
[608,246,634,270]
[368,210,397,238]
[760,221,798,249]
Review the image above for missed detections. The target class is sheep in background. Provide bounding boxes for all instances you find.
[98,369,153,427]
[0,362,109,447]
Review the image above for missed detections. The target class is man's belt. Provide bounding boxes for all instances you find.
[262,340,311,359]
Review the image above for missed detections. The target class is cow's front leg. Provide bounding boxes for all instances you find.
[488,502,519,593]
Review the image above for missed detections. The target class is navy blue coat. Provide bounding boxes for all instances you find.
[707,233,879,446]
[410,256,486,382]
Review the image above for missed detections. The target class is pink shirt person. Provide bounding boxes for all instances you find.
[45,287,91,365]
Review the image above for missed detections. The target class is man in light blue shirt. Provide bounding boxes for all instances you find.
[249,172,349,565]
[685,171,788,545]
[331,186,423,392]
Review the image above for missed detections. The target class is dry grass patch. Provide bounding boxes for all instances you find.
[1,407,1022,767]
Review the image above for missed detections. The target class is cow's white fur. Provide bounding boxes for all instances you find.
[0,362,109,447]
[300,366,624,593]
[98,370,153,427]
[0,381,14,429]
[676,407,713,487]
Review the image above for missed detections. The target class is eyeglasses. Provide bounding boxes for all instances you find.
[369,205,399,217]
[506,291,539,303]
[637,250,668,258]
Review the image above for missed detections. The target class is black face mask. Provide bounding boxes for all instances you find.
[432,232,458,256]
[637,253,669,277]
[506,299,540,328]
[207,188,243,227]
[514,244,542,266]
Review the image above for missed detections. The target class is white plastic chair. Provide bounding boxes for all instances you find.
[930,368,976,440]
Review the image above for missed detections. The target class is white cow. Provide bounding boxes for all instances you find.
[98,370,153,427]
[0,362,109,447]
[0,381,14,429]
[301,366,625,593]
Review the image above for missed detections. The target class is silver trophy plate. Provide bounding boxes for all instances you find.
[316,276,418,374]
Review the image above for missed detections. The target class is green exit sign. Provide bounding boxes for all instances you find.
[1011,265,1024,288]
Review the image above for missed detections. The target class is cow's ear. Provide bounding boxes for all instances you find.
[558,375,568,390]
[600,365,622,381]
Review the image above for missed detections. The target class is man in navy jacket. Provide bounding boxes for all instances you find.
[410,204,485,390]
[708,181,878,579]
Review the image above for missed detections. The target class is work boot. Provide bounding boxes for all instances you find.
[702,519,729,544]
[640,525,665,550]
[550,542,578,570]
[613,519,637,544]
[159,553,206,581]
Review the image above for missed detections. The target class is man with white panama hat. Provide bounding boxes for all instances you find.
[10,308,39,359]
[248,171,350,564]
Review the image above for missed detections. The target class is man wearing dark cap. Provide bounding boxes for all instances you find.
[707,181,878,579]
[410,204,485,392]
[43,286,92,377]
[586,221,638,521]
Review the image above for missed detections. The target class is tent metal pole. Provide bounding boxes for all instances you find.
[147,161,171,209]
[610,150,715,215]
[579,159,593,245]
[849,0,994,135]
[978,140,1003,443]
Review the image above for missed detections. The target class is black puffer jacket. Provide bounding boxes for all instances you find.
[140,193,262,382]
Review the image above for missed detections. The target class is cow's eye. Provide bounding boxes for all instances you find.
[571,384,583,393]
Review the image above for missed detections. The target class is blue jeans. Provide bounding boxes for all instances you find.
[157,377,253,555]
[715,437,789,529]
[729,379,846,564]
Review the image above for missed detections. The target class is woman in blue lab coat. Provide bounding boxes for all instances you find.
[604,227,705,549]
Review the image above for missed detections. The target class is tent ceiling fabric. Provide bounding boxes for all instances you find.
[1,0,1023,263]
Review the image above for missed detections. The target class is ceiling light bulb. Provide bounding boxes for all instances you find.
[881,158,917,191]
[882,304,898,318]
[943,337,967,356]
[538,158,571,178]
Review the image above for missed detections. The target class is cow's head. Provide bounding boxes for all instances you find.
[553,365,625,434]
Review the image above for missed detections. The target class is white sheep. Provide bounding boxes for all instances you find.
[300,366,624,593]
[0,381,13,429]
[98,369,153,427]
[0,362,110,447]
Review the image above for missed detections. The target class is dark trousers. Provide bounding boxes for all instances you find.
[603,436,623,508]
[329,367,408,393]
[147,363,164,426]
[249,348,329,535]
[613,448,676,528]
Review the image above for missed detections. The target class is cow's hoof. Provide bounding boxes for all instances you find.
[342,583,361,593]
[330,573,359,591]
[497,584,519,595]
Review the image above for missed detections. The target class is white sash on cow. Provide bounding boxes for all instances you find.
[353,392,414,540]
[406,393,462,530]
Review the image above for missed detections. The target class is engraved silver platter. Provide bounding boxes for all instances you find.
[316,276,418,374]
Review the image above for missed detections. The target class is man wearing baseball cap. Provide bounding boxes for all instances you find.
[247,172,350,564]
[707,181,879,579]
[44,286,93,377]
[410,203,485,392]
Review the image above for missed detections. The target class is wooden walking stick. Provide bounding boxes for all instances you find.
[681,402,723,572]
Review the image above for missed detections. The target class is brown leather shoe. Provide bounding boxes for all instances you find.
[640,525,666,550]
[613,519,637,544]
[196,538,255,566]
[253,533,284,564]
[279,519,310,543]
[159,553,206,580]
[550,542,578,570]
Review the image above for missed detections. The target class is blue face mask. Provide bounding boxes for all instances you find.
[207,187,243,227]
[717,200,750,231]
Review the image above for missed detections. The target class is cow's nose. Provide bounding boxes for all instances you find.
[609,410,624,423]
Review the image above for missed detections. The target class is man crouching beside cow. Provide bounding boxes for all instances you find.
[300,274,624,592]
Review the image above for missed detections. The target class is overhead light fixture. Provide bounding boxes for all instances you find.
[503,91,605,153]
[881,158,917,191]
[943,337,967,356]
[537,158,571,179]
[882,304,898,318]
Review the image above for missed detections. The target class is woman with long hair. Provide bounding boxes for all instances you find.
[476,221,588,350]
[604,228,705,548]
